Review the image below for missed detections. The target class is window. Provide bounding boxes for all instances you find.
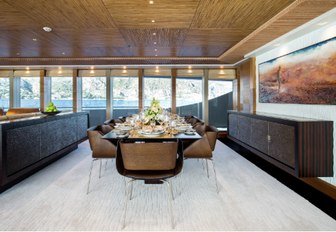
[144,76,171,109]
[82,77,106,109]
[20,77,40,108]
[208,80,233,128]
[0,78,10,110]
[176,77,203,118]
[112,76,138,118]
[51,77,73,109]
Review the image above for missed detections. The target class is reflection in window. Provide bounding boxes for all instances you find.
[0,78,10,110]
[208,80,233,128]
[51,77,73,109]
[144,76,171,109]
[112,76,138,118]
[176,77,202,118]
[82,77,106,109]
[20,77,40,108]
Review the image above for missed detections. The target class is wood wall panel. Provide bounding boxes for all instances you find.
[237,58,256,113]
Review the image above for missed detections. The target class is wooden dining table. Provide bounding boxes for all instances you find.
[102,128,202,141]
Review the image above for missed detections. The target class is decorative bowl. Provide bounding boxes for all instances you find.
[41,111,62,116]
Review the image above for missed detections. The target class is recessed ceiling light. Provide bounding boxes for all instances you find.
[43,26,52,32]
[149,0,154,4]
[188,69,192,73]
[153,32,156,36]
[16,52,20,55]
[32,38,37,41]
[123,66,127,69]
[154,42,157,45]
[151,19,155,23]
[154,48,157,51]
[62,52,65,55]
[155,54,158,56]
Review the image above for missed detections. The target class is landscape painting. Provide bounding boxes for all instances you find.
[259,37,336,104]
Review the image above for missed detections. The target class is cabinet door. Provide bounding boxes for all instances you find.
[250,118,268,153]
[228,113,238,139]
[237,115,251,145]
[268,122,295,168]
[6,125,41,175]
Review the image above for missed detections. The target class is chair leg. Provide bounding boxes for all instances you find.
[99,159,102,178]
[87,159,96,195]
[170,179,175,200]
[122,179,135,229]
[129,180,134,200]
[206,159,209,178]
[105,159,108,170]
[163,180,175,229]
[210,158,219,193]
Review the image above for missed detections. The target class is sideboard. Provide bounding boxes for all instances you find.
[227,111,333,177]
[0,111,88,192]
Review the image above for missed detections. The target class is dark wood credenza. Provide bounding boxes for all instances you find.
[0,111,89,193]
[227,111,333,177]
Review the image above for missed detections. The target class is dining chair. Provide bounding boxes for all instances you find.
[116,139,183,229]
[87,125,116,194]
[183,124,219,193]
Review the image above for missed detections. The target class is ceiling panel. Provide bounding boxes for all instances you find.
[191,0,295,30]
[102,0,199,28]
[0,0,334,65]
[4,0,116,29]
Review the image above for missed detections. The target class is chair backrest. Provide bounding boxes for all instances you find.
[87,126,116,158]
[205,125,218,151]
[120,141,178,171]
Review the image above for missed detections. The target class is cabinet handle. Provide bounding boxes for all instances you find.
[267,135,271,143]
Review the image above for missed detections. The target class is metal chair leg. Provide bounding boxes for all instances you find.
[129,180,134,200]
[87,159,96,194]
[170,179,175,200]
[206,159,209,178]
[210,158,219,193]
[163,180,175,229]
[99,159,102,178]
[105,159,108,170]
[122,179,135,229]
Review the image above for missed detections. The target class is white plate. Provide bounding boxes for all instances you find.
[116,125,133,131]
[139,130,165,137]
[176,125,192,132]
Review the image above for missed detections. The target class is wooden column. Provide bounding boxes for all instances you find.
[202,68,209,124]
[72,69,81,112]
[171,69,177,114]
[237,57,256,113]
[138,69,143,112]
[40,69,49,111]
[106,69,112,119]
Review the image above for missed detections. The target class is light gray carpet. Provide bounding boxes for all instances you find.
[0,140,335,231]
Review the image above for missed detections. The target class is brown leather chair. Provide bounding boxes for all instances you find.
[183,124,219,192]
[104,117,126,126]
[6,107,40,116]
[116,139,183,229]
[87,125,116,194]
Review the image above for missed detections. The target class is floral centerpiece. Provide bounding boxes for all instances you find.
[144,98,163,123]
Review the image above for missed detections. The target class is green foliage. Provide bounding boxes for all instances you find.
[144,98,163,120]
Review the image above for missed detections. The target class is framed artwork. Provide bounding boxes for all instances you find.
[258,37,336,104]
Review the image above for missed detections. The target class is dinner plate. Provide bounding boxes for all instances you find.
[116,125,133,131]
[139,130,165,137]
[184,131,195,135]
[176,125,192,132]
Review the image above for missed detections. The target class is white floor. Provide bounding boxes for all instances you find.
[0,140,335,231]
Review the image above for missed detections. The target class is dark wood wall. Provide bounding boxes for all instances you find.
[234,57,256,112]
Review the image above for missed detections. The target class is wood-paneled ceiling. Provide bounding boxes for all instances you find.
[0,0,335,66]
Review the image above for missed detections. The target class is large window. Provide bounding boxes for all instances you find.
[208,80,233,128]
[20,77,40,108]
[144,76,171,109]
[51,77,73,109]
[176,77,203,118]
[0,78,10,110]
[82,77,106,109]
[112,76,138,118]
